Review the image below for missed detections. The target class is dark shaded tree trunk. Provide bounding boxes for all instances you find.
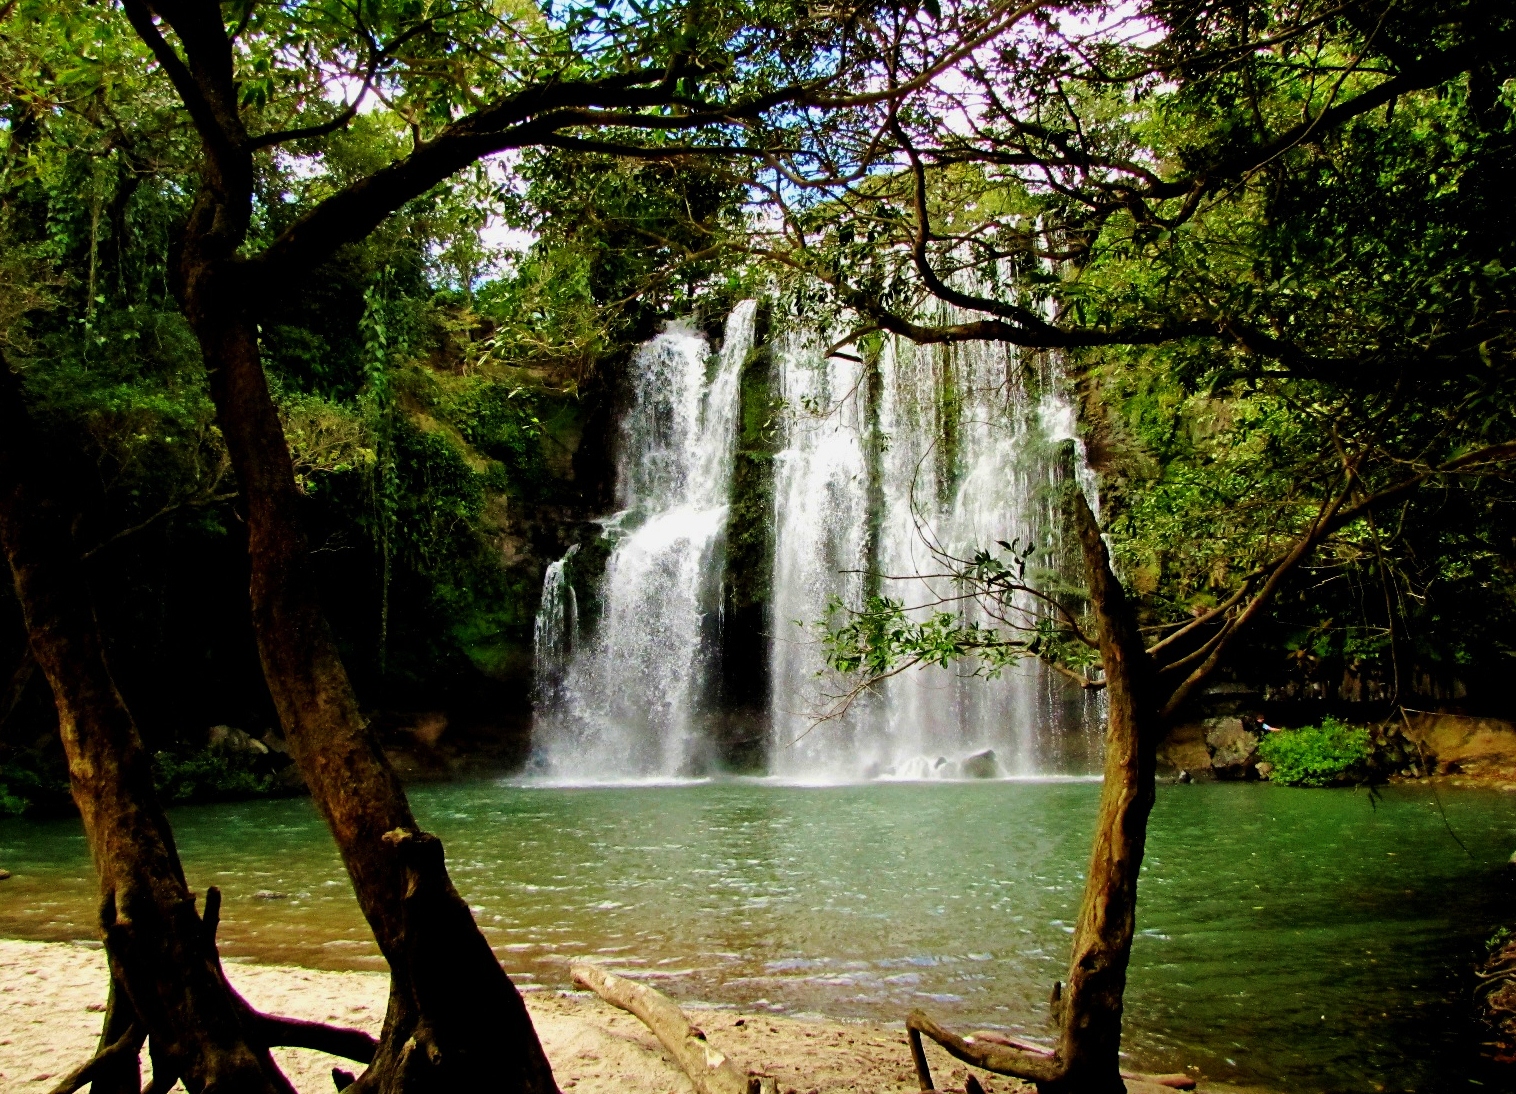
[130,12,555,1073]
[0,359,294,1094]
[179,231,556,1094]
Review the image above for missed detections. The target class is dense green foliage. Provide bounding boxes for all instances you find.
[0,752,70,817]
[1258,718,1376,787]
[150,748,293,806]
[1,0,1513,801]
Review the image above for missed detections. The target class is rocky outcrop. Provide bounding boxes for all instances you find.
[1154,721,1211,777]
[1155,716,1264,780]
[1402,712,1516,778]
[1205,718,1262,779]
[207,724,269,755]
[958,749,1000,779]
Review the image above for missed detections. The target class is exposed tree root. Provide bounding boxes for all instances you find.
[906,1013,1195,1092]
[571,963,777,1094]
[45,1013,145,1094]
[1477,934,1516,1064]
[330,827,554,1094]
[45,885,378,1094]
[201,886,379,1064]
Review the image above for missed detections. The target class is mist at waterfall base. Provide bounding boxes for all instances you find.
[533,302,1104,781]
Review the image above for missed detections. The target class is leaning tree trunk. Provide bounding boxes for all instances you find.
[1051,492,1162,1091]
[179,251,556,1094]
[907,491,1162,1094]
[0,359,295,1094]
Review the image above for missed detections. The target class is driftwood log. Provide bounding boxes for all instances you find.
[570,964,777,1094]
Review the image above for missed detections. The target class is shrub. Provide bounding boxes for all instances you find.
[152,748,291,805]
[0,751,74,817]
[1258,716,1374,787]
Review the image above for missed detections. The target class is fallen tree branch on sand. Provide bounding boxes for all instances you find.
[571,963,777,1094]
[905,1017,1195,1091]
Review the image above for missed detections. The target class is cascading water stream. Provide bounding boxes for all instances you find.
[766,320,1103,780]
[532,295,1100,781]
[533,545,578,705]
[533,301,758,777]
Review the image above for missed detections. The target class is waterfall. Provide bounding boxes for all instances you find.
[766,325,1104,779]
[533,301,758,777]
[533,545,578,705]
[531,295,1100,781]
[766,331,872,775]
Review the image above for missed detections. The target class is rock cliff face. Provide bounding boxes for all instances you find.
[1155,717,1264,780]
[1401,712,1516,778]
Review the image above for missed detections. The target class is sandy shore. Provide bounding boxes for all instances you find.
[1,938,1047,1094]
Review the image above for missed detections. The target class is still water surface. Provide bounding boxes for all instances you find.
[1,780,1511,1092]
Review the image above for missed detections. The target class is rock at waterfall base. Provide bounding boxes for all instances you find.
[1156,721,1212,778]
[1204,718,1263,780]
[207,724,269,755]
[959,750,1000,779]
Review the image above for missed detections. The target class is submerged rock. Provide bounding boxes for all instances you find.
[958,749,1000,779]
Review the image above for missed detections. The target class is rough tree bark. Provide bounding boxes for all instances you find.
[186,188,556,1094]
[0,359,298,1094]
[117,3,560,1088]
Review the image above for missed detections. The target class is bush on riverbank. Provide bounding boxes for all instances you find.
[1258,717,1374,786]
[0,745,305,816]
[0,751,73,818]
[151,746,304,806]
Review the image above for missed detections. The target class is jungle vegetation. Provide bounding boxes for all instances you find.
[0,0,1512,1092]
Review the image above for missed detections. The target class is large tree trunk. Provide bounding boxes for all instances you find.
[0,360,293,1094]
[180,245,556,1094]
[121,0,559,1074]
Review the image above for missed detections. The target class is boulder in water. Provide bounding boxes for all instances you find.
[959,749,1000,779]
[1204,717,1261,779]
[1156,721,1212,778]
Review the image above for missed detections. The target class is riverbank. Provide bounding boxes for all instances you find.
[0,939,1241,1094]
